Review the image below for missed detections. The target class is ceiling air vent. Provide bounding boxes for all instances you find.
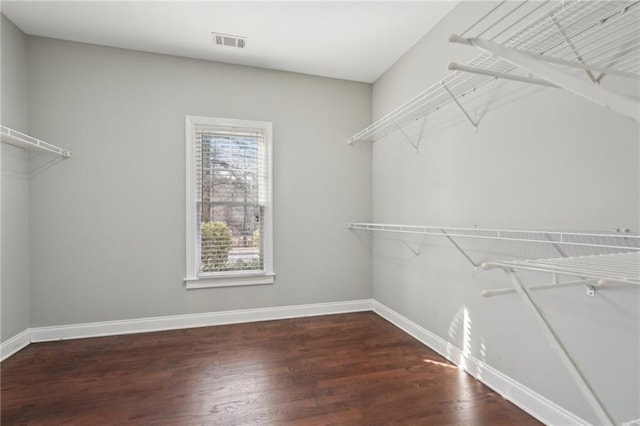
[212,32,247,49]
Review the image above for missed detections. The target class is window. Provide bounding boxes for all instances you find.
[185,116,273,288]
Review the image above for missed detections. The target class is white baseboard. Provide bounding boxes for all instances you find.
[372,300,589,426]
[27,299,373,343]
[1,328,31,362]
[1,300,372,360]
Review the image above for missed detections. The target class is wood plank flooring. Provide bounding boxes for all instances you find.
[1,312,541,425]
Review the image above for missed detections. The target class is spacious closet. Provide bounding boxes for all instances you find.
[1,1,638,425]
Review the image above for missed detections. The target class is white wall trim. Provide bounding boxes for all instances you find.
[1,328,31,362]
[27,299,373,343]
[184,272,275,289]
[2,300,371,360]
[372,300,590,426]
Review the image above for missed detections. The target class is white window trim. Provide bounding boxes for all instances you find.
[184,115,274,289]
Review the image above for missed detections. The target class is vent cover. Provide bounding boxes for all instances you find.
[212,32,247,49]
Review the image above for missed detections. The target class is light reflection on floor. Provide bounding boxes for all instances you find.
[423,358,458,369]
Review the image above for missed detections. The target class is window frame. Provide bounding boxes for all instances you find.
[184,115,274,289]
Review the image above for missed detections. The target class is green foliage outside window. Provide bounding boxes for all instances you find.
[201,221,232,272]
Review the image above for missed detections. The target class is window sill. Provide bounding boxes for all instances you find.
[184,273,275,289]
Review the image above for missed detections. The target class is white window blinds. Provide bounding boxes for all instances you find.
[195,127,268,273]
[185,116,273,287]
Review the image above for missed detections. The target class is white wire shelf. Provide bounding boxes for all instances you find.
[458,0,640,78]
[483,250,639,425]
[348,0,640,144]
[451,0,640,122]
[1,125,71,158]
[483,252,640,285]
[347,55,499,144]
[349,222,640,252]
[351,219,638,424]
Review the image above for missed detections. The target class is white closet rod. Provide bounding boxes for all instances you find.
[1,125,71,158]
[481,277,602,297]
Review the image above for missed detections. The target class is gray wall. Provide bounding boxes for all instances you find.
[1,14,30,342]
[26,37,372,327]
[371,1,639,424]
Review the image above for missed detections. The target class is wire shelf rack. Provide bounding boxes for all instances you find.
[350,220,638,424]
[348,0,640,145]
[348,222,640,252]
[485,251,640,284]
[347,54,500,144]
[460,0,640,76]
[1,125,71,158]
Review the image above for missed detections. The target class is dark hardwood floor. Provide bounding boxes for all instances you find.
[1,312,541,425]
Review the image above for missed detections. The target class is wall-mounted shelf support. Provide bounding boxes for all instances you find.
[402,241,421,256]
[544,233,569,258]
[550,15,600,84]
[1,125,71,158]
[442,83,479,131]
[440,229,479,270]
[450,35,639,122]
[394,122,420,151]
[504,269,615,426]
[481,252,639,423]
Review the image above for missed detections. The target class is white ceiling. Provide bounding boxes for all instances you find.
[1,1,458,83]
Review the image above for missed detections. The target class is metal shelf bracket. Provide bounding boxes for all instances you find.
[393,121,420,151]
[551,15,600,84]
[502,269,616,426]
[442,83,479,132]
[440,229,479,270]
[402,241,421,256]
[450,35,640,122]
